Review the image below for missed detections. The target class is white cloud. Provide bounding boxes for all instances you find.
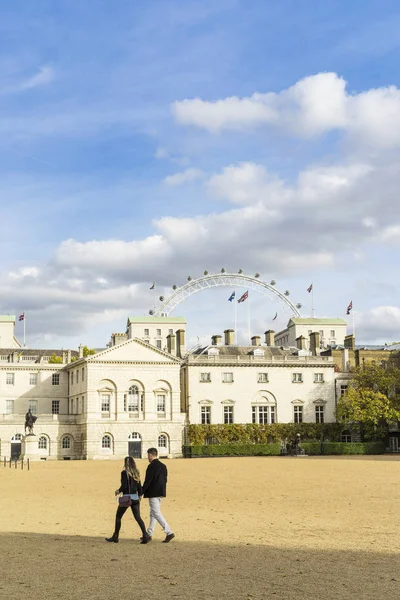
[18,65,54,91]
[163,168,204,186]
[356,306,400,343]
[172,72,400,148]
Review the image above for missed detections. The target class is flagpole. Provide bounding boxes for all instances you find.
[234,297,237,344]
[24,313,26,347]
[352,308,356,342]
[311,282,314,318]
[247,293,251,344]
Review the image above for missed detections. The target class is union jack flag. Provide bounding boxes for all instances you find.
[237,291,248,303]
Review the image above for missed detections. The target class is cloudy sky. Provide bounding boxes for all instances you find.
[1,0,400,349]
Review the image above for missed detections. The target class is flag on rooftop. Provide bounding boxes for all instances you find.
[237,291,248,303]
[19,313,25,321]
[228,291,235,302]
[149,282,155,290]
[273,312,277,320]
[346,300,353,315]
[307,284,313,293]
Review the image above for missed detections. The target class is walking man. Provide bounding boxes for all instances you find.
[142,447,175,543]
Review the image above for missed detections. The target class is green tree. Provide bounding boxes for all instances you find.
[48,354,63,364]
[82,346,96,357]
[336,363,400,438]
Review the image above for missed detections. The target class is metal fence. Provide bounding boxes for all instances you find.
[1,457,30,470]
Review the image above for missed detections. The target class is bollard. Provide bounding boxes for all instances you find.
[27,458,30,471]
[9,457,11,469]
[15,459,17,469]
[21,458,24,471]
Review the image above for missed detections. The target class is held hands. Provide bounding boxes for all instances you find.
[114,489,120,496]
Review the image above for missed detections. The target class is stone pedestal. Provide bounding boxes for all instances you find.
[22,434,42,461]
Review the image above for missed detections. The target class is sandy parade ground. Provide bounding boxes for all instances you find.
[1,456,400,600]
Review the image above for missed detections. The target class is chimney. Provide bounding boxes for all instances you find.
[175,329,186,358]
[344,334,355,351]
[296,335,306,350]
[251,335,261,346]
[264,330,275,346]
[12,350,18,363]
[167,333,176,354]
[62,351,67,364]
[224,329,235,345]
[342,348,350,372]
[67,349,71,363]
[78,344,84,358]
[211,334,222,346]
[309,332,320,356]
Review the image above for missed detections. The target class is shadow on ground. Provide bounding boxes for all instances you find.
[0,531,399,600]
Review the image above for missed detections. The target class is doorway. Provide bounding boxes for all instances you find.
[128,432,142,458]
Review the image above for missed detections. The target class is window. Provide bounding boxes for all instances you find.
[258,373,269,383]
[341,432,351,443]
[12,434,22,441]
[294,406,303,423]
[71,372,74,385]
[156,340,162,349]
[252,405,271,424]
[319,330,324,337]
[101,394,110,412]
[82,396,84,413]
[157,329,161,336]
[314,373,324,383]
[52,400,60,414]
[76,370,79,384]
[158,434,168,448]
[201,406,211,424]
[222,372,234,383]
[200,372,211,383]
[330,330,335,337]
[29,373,37,385]
[6,373,14,385]
[144,328,149,336]
[157,394,166,413]
[315,405,324,423]
[340,384,348,396]
[52,373,60,386]
[29,400,37,413]
[168,329,173,335]
[223,405,234,424]
[128,386,139,412]
[6,399,14,414]
[82,368,84,382]
[102,435,111,449]
[292,373,303,383]
[38,436,47,450]
[62,436,71,449]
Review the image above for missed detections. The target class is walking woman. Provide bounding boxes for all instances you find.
[106,456,150,544]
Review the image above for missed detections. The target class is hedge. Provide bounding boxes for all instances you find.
[182,441,386,457]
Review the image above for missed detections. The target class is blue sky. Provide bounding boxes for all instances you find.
[1,0,400,348]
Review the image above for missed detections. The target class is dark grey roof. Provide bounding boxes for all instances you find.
[191,345,297,358]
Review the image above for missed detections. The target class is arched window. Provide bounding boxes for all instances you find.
[128,432,141,440]
[62,436,71,449]
[12,434,22,441]
[38,436,47,450]
[102,435,111,449]
[158,434,167,448]
[128,385,139,412]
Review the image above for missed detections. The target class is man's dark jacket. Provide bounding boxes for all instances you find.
[142,459,168,498]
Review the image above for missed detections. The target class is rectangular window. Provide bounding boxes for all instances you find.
[6,399,14,414]
[294,406,303,423]
[156,340,162,349]
[157,329,162,336]
[6,373,14,385]
[168,329,173,335]
[82,368,84,382]
[330,330,335,337]
[319,330,324,337]
[201,406,211,424]
[292,373,303,383]
[128,392,139,412]
[314,373,324,383]
[200,372,211,382]
[315,405,324,423]
[52,373,60,386]
[252,405,274,424]
[29,400,37,413]
[341,433,351,443]
[76,370,79,384]
[29,373,37,385]
[223,406,234,424]
[71,372,74,385]
[101,394,110,412]
[52,400,60,414]
[340,384,348,396]
[257,373,268,383]
[82,396,84,413]
[222,372,234,383]
[157,394,166,413]
[144,328,149,336]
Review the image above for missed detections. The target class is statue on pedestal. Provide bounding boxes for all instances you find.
[24,409,37,435]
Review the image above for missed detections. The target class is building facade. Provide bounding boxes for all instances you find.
[275,318,347,349]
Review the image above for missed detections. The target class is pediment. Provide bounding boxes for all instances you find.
[86,338,181,364]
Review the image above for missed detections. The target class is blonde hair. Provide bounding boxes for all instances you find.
[124,456,140,482]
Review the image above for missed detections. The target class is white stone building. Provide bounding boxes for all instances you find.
[275,318,347,350]
[181,329,336,427]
